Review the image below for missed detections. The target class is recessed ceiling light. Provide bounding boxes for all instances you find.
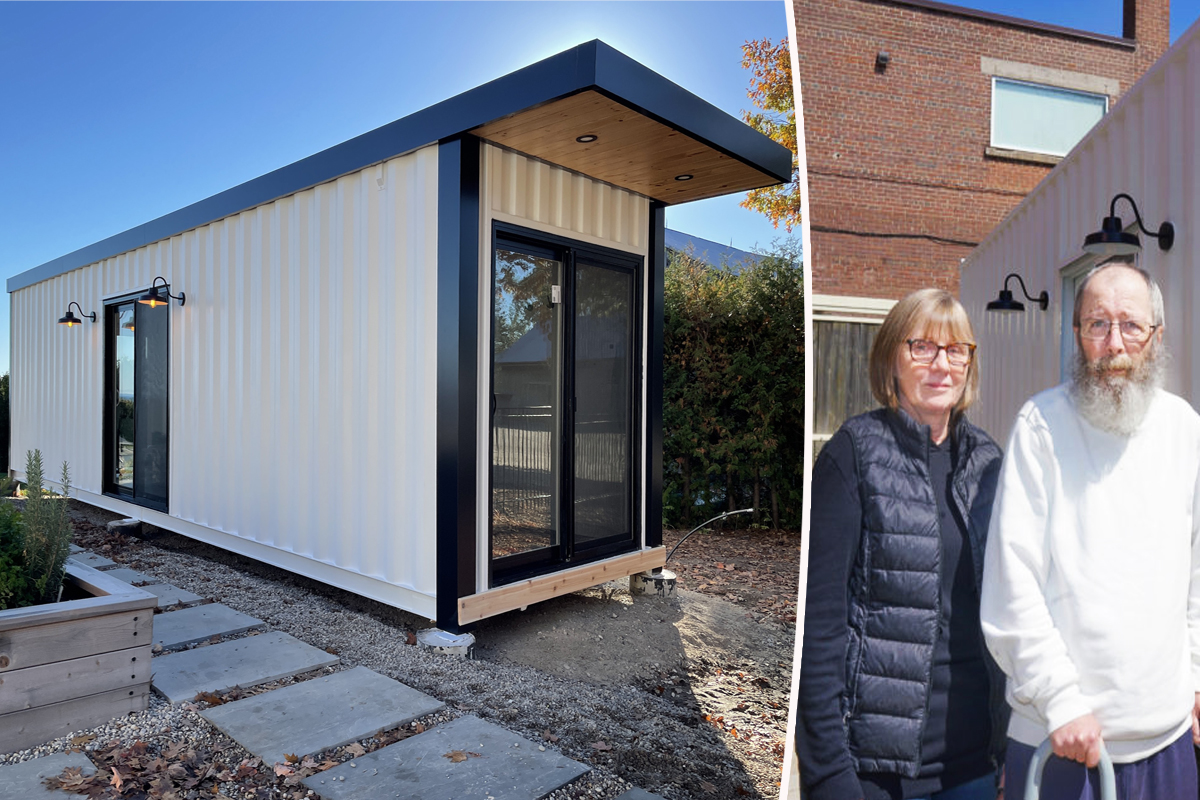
[576,134,598,143]
[674,174,694,181]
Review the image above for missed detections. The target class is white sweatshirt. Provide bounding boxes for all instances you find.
[981,384,1200,762]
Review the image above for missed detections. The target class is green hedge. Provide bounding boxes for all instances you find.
[663,244,805,530]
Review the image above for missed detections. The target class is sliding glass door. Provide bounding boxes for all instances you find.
[104,295,169,511]
[490,227,640,585]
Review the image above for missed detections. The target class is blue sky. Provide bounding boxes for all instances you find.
[2,1,1198,377]
[0,1,792,376]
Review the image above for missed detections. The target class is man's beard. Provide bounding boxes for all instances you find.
[1070,342,1167,436]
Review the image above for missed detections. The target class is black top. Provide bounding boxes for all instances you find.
[801,427,993,800]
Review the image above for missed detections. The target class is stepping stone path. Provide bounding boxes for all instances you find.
[0,752,96,800]
[102,567,159,585]
[302,714,590,800]
[201,666,446,767]
[153,603,265,650]
[66,552,115,570]
[140,582,204,608]
[151,630,339,703]
[5,548,642,799]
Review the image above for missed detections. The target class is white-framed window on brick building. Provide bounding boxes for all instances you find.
[991,77,1108,158]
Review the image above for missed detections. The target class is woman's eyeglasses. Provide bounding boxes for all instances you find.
[906,339,975,367]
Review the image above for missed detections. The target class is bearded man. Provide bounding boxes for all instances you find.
[980,261,1200,800]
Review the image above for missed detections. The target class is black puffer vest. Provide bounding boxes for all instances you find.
[840,408,1008,776]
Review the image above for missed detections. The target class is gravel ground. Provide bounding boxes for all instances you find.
[1,502,796,799]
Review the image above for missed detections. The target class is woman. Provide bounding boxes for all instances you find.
[797,288,1008,800]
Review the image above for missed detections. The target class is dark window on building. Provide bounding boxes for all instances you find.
[104,295,169,511]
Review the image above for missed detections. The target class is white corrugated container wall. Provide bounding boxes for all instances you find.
[11,145,441,617]
[961,21,1200,441]
[475,144,650,592]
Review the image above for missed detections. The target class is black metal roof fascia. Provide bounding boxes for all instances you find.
[9,39,790,294]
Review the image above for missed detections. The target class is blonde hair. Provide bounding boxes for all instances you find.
[869,288,979,415]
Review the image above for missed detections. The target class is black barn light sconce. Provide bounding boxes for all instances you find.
[58,301,97,327]
[875,51,890,72]
[986,273,1049,313]
[138,276,185,308]
[1083,193,1174,257]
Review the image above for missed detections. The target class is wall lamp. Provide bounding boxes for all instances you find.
[138,277,185,308]
[1083,193,1174,256]
[986,273,1048,313]
[58,301,96,327]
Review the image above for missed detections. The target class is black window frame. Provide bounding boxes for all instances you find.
[102,288,170,513]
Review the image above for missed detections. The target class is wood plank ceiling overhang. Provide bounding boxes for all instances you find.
[472,89,784,205]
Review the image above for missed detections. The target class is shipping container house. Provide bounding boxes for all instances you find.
[960,20,1200,440]
[6,41,792,630]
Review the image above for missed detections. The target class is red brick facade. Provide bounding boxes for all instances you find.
[795,0,1169,299]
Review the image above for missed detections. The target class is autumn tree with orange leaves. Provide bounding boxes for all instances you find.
[741,38,800,232]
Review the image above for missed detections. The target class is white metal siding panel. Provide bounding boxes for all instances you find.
[476,144,651,591]
[10,146,440,616]
[961,23,1200,440]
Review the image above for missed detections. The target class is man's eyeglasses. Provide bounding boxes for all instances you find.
[1078,318,1158,343]
[905,339,975,367]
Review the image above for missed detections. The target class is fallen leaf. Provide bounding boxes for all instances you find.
[344,742,366,757]
[284,753,300,764]
[414,722,425,734]
[701,780,718,793]
[591,741,612,751]
[443,750,481,763]
[541,730,560,743]
[110,767,124,790]
[274,763,294,776]
[406,631,418,646]
[71,734,96,745]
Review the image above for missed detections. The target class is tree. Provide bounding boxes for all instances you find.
[741,38,801,232]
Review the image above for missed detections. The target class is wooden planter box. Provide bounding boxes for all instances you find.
[0,562,156,754]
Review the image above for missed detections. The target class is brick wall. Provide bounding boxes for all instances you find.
[796,0,1170,299]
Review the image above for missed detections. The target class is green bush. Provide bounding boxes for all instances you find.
[0,502,27,608]
[22,450,74,606]
[663,243,804,530]
[0,450,74,610]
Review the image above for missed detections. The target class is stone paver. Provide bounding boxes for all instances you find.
[153,603,264,650]
[102,567,159,585]
[66,552,116,570]
[151,631,339,703]
[302,714,589,800]
[202,666,446,766]
[68,543,84,553]
[143,583,204,608]
[614,790,664,800]
[0,753,96,800]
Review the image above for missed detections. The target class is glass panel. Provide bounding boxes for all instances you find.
[573,262,633,546]
[113,306,136,491]
[134,301,169,507]
[492,248,561,561]
[992,78,1106,157]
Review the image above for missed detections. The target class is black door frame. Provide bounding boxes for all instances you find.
[488,221,644,587]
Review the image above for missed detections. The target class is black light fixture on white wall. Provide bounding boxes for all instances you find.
[138,276,186,308]
[1083,193,1174,257]
[986,273,1049,313]
[58,301,96,327]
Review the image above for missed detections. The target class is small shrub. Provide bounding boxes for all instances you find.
[0,502,27,608]
[20,450,74,606]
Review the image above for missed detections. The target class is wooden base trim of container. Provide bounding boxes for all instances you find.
[457,547,665,625]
